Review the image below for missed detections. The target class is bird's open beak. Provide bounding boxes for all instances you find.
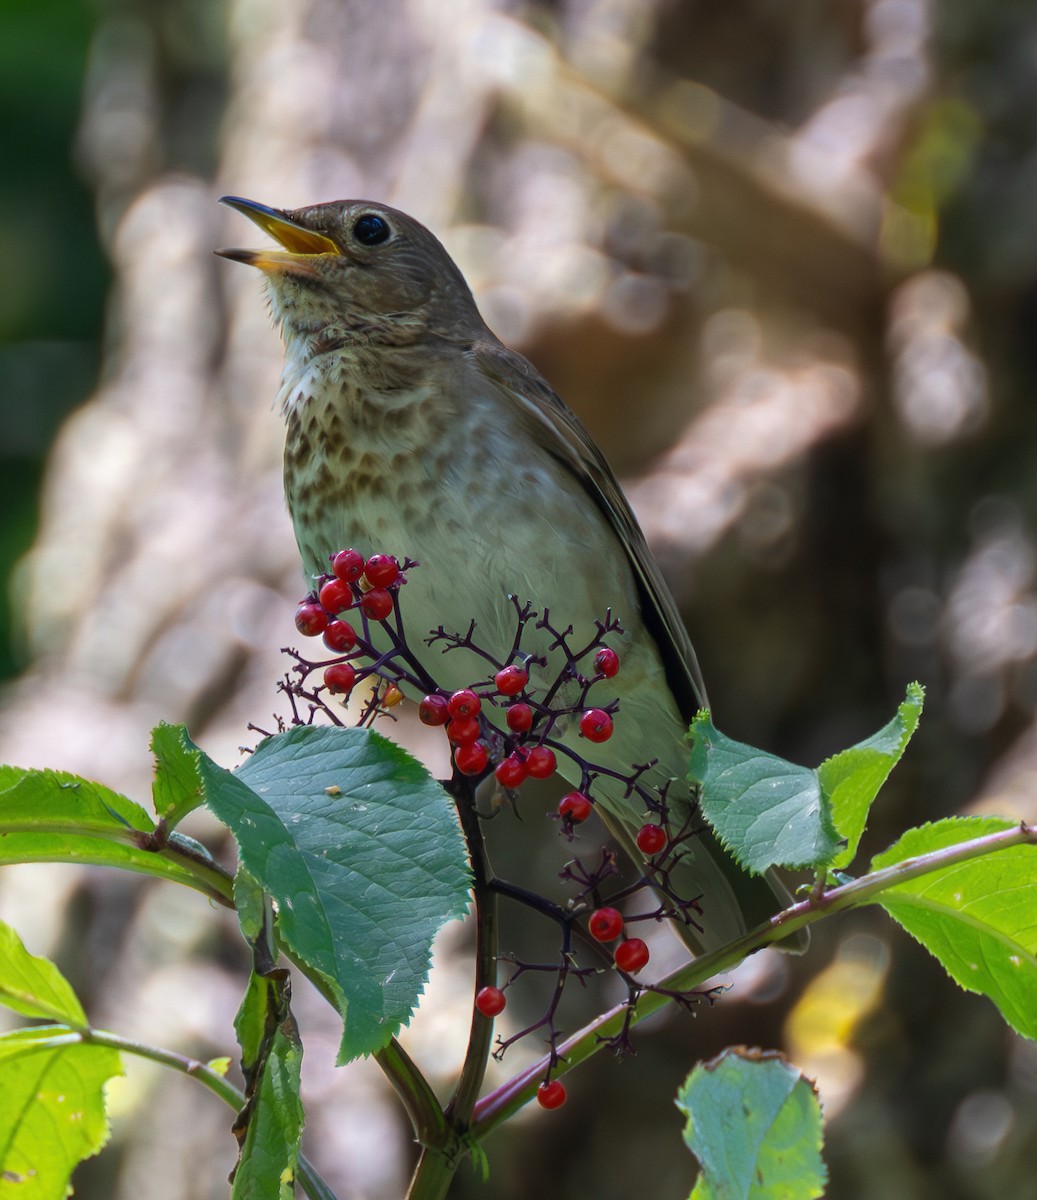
[215,196,339,276]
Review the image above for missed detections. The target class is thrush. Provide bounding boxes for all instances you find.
[218,196,788,955]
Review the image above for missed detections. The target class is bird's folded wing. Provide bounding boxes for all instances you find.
[471,339,708,718]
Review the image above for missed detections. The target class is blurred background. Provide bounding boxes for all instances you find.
[3,0,1037,1196]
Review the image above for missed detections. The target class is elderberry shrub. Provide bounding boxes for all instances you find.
[270,548,716,1080]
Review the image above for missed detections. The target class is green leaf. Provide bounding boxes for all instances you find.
[0,763,153,835]
[201,725,471,1061]
[232,970,304,1200]
[235,969,274,1072]
[870,816,1037,1039]
[819,683,924,867]
[690,687,924,874]
[232,1022,303,1200]
[689,714,841,873]
[677,1048,826,1200]
[0,920,85,1025]
[0,764,227,897]
[0,1025,122,1200]
[235,868,269,944]
[150,722,206,825]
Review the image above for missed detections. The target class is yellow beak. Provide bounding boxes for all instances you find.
[215,196,339,275]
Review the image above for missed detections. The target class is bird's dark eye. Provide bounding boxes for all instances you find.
[353,213,391,246]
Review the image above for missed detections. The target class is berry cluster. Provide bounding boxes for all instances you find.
[417,673,614,829]
[289,549,641,839]
[291,550,406,709]
[278,547,714,1113]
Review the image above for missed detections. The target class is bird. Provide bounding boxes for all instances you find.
[218,195,788,955]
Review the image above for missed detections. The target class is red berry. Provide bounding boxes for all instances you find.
[446,716,480,746]
[588,907,624,942]
[594,647,620,678]
[323,662,356,694]
[475,986,507,1017]
[447,689,481,719]
[360,587,393,620]
[558,792,593,823]
[614,938,650,974]
[323,620,358,652]
[635,823,668,855]
[295,602,329,637]
[454,741,489,776]
[319,577,354,615]
[525,745,556,779]
[536,1080,567,1110]
[506,702,533,733]
[364,553,400,588]
[579,708,614,743]
[495,753,528,789]
[332,549,365,582]
[418,694,449,726]
[494,665,528,696]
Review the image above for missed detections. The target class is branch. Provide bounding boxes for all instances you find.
[470,821,1037,1134]
[406,773,501,1200]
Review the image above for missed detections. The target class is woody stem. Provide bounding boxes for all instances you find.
[405,772,499,1200]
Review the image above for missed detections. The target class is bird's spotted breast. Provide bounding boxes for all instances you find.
[281,354,457,575]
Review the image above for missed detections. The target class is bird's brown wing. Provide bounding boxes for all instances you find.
[471,339,708,718]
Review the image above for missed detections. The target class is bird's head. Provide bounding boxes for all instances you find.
[217,197,482,348]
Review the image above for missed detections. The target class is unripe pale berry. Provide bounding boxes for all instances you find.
[360,587,393,620]
[475,986,506,1017]
[319,577,354,615]
[295,603,329,637]
[324,662,356,694]
[364,554,400,588]
[579,708,614,743]
[537,1080,567,1109]
[454,741,489,776]
[635,823,668,855]
[494,665,528,696]
[588,907,624,942]
[558,792,593,823]
[418,694,449,726]
[323,620,358,652]
[525,745,556,779]
[614,937,650,974]
[331,548,365,582]
[382,682,404,707]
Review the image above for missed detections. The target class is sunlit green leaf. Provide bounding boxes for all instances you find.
[0,762,227,897]
[0,1025,122,1200]
[150,722,206,826]
[820,683,924,867]
[677,1048,826,1200]
[0,920,85,1025]
[871,816,1037,1039]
